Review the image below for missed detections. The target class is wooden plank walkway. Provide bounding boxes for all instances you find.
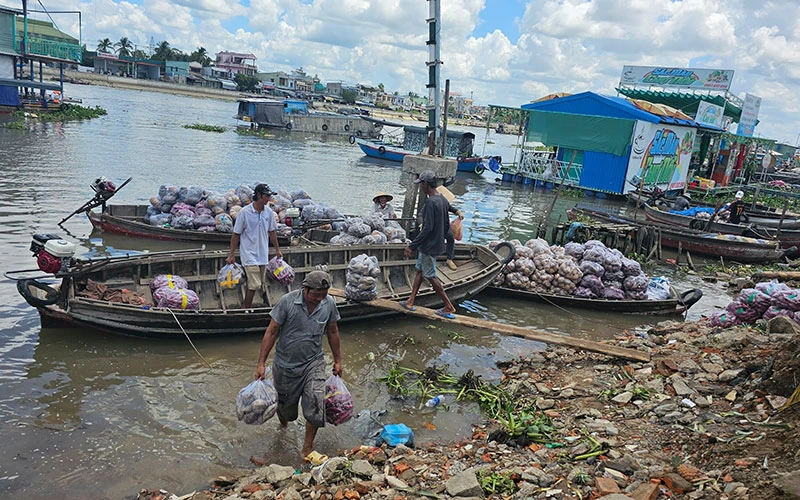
[329,289,649,362]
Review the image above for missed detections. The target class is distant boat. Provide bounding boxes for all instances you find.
[235,98,381,138]
[352,124,488,174]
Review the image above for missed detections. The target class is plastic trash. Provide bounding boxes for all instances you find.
[425,395,444,407]
[378,423,414,447]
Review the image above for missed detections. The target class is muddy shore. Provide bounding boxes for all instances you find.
[135,314,800,500]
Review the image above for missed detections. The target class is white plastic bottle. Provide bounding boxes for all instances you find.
[425,395,444,407]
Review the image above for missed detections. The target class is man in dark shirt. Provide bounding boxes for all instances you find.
[402,170,457,319]
[671,192,691,211]
[729,190,746,224]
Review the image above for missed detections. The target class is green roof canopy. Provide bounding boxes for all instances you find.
[615,88,742,122]
[527,110,635,157]
[15,17,78,44]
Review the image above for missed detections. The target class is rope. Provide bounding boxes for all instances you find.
[167,308,213,369]
[527,290,614,326]
[36,0,61,33]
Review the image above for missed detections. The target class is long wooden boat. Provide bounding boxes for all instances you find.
[643,204,749,234]
[571,207,790,263]
[485,286,701,315]
[11,242,510,337]
[354,137,485,174]
[88,204,291,245]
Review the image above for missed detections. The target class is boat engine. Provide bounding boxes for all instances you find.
[284,207,301,227]
[30,234,76,275]
[90,176,117,200]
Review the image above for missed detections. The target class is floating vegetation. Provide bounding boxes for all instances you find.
[183,123,225,133]
[11,104,107,123]
[2,120,27,130]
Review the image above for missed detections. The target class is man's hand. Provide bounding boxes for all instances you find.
[275,250,283,260]
[457,210,464,220]
[404,246,412,258]
[226,254,236,265]
[332,362,342,377]
[254,363,266,380]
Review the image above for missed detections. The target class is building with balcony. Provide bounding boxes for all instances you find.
[215,51,257,77]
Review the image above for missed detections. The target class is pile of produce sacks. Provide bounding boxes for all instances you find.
[143,184,344,239]
[329,213,410,246]
[491,239,650,300]
[709,280,800,328]
[149,274,200,310]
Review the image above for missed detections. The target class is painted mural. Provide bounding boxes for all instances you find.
[624,121,695,194]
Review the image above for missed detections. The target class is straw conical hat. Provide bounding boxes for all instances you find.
[373,192,393,202]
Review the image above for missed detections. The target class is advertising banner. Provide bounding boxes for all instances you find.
[695,101,724,128]
[736,93,761,137]
[624,121,696,194]
[620,65,734,91]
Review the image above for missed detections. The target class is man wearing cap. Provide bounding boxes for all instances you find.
[671,191,692,211]
[254,270,342,460]
[729,190,746,224]
[372,192,397,218]
[227,183,283,308]
[402,170,457,319]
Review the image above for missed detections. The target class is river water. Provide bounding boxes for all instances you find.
[0,85,732,499]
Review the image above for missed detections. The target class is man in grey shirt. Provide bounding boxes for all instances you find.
[254,270,342,459]
[402,170,457,319]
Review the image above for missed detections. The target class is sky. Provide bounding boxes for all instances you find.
[8,0,800,144]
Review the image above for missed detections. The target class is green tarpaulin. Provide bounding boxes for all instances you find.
[526,110,635,157]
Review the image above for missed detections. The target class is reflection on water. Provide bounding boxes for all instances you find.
[0,84,730,498]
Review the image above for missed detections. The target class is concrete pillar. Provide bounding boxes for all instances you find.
[401,155,457,220]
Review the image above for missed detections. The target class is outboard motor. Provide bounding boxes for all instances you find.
[30,234,76,275]
[90,177,117,200]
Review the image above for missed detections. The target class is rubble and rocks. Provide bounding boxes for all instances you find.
[137,318,800,500]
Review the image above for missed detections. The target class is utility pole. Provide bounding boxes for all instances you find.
[425,0,442,154]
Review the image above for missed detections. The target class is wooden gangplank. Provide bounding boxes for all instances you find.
[329,289,650,362]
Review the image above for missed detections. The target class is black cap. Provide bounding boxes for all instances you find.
[254,183,277,197]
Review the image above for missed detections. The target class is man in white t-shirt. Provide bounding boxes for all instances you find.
[227,183,283,308]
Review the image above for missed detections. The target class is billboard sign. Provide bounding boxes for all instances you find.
[695,101,724,128]
[736,93,761,137]
[620,65,734,91]
[624,121,696,194]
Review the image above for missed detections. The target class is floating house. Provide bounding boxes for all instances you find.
[513,92,723,195]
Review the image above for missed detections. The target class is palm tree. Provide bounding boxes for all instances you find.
[115,37,133,58]
[190,46,211,67]
[153,40,172,61]
[97,38,113,53]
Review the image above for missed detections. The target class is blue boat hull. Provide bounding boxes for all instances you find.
[355,139,484,174]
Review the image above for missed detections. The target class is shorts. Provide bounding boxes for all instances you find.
[272,356,326,428]
[244,265,267,292]
[415,252,437,279]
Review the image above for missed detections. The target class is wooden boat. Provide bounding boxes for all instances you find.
[352,124,487,174]
[12,242,511,337]
[570,207,790,263]
[88,204,291,245]
[643,204,749,235]
[485,286,701,315]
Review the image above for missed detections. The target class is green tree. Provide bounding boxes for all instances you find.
[97,38,112,53]
[115,37,133,57]
[234,73,260,92]
[153,41,172,61]
[190,46,211,66]
[378,83,385,93]
[342,89,357,104]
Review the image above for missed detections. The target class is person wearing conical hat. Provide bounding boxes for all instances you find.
[372,192,397,218]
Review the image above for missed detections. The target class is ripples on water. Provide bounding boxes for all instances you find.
[0,85,729,498]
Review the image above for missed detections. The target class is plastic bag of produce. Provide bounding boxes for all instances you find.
[290,189,311,201]
[171,202,196,216]
[383,225,406,241]
[160,203,173,214]
[144,205,159,223]
[646,277,671,300]
[172,214,195,229]
[625,290,647,300]
[772,289,800,311]
[623,274,648,292]
[517,257,536,277]
[181,186,204,205]
[270,194,292,211]
[738,288,772,313]
[215,213,233,233]
[236,377,278,425]
[236,185,254,206]
[194,214,216,228]
[602,286,626,300]
[157,287,200,310]
[207,192,227,213]
[564,242,584,261]
[755,280,792,297]
[228,205,242,220]
[345,254,380,301]
[583,239,605,249]
[159,185,180,204]
[579,260,605,278]
[149,196,164,211]
[621,257,642,277]
[450,218,463,241]
[267,256,295,285]
[149,213,172,226]
[364,213,386,232]
[225,191,241,208]
[573,286,596,298]
[580,275,605,296]
[324,375,354,426]
[709,311,741,328]
[150,274,189,295]
[504,272,530,290]
[366,230,388,245]
[525,238,552,256]
[603,270,626,284]
[217,263,245,290]
[347,222,371,238]
[602,253,622,273]
[582,245,607,263]
[725,300,762,322]
[763,305,793,320]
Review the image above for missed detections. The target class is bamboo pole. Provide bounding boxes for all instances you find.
[752,271,800,281]
[329,289,650,362]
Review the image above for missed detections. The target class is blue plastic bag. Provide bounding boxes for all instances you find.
[378,423,414,447]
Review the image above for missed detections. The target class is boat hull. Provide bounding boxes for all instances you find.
[355,138,485,174]
[21,243,504,337]
[485,286,690,315]
[643,204,748,235]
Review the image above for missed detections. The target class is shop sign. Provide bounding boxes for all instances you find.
[624,121,695,193]
[696,101,724,128]
[620,65,734,91]
[736,93,761,137]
